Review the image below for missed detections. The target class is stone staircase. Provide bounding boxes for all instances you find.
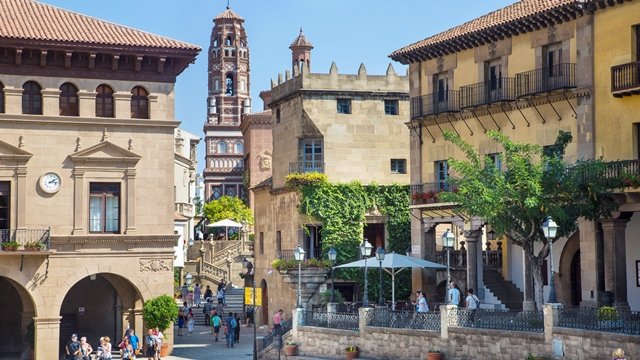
[184,240,253,289]
[191,287,246,325]
[483,269,524,311]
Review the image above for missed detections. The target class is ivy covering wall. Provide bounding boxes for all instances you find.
[286,173,413,303]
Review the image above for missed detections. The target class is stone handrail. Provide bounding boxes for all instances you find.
[202,260,227,280]
[175,202,194,217]
[212,240,242,265]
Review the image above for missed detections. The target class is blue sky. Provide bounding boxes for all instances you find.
[41,0,513,172]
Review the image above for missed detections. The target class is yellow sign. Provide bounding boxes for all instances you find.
[244,287,262,306]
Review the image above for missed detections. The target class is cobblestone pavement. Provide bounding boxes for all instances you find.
[166,322,270,360]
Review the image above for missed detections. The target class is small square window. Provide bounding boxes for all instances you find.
[337,99,351,114]
[390,159,406,174]
[384,100,398,115]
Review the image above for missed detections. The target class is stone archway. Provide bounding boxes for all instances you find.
[261,279,269,326]
[0,276,36,358]
[558,231,581,306]
[58,273,143,357]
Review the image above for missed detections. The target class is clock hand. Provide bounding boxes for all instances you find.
[48,179,58,184]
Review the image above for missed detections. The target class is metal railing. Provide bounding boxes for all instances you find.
[611,60,640,94]
[366,308,440,331]
[0,228,50,250]
[288,161,325,174]
[460,77,516,108]
[410,90,460,119]
[448,308,543,332]
[557,307,640,335]
[515,63,576,97]
[258,318,293,352]
[302,310,359,331]
[410,182,453,205]
[276,248,323,261]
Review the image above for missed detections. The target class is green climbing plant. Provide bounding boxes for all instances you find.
[286,173,412,302]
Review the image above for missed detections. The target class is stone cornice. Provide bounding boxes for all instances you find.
[50,234,179,244]
[0,114,180,128]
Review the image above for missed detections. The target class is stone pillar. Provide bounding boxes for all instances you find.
[72,169,85,234]
[523,249,536,311]
[125,169,136,233]
[113,92,131,119]
[578,219,603,307]
[600,217,630,310]
[543,304,561,345]
[358,307,373,336]
[440,304,455,340]
[411,219,430,297]
[15,167,27,228]
[464,229,482,295]
[148,94,161,119]
[34,316,61,360]
[41,88,60,116]
[3,87,23,114]
[77,91,97,118]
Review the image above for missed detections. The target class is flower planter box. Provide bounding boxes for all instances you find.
[426,352,443,360]
[345,350,359,360]
[284,344,298,356]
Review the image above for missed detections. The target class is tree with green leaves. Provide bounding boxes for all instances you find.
[440,130,619,310]
[203,195,253,226]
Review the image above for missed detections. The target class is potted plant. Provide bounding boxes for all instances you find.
[596,306,620,329]
[345,345,359,360]
[143,294,179,358]
[283,341,298,356]
[1,241,20,251]
[23,241,44,251]
[426,349,443,360]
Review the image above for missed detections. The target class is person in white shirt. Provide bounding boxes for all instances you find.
[417,292,429,313]
[465,288,480,324]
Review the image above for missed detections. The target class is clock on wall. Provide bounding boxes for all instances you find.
[39,172,61,194]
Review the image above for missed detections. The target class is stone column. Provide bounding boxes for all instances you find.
[523,248,536,311]
[440,304,455,340]
[411,218,428,295]
[34,316,61,360]
[3,87,23,114]
[77,91,97,118]
[125,169,136,233]
[148,94,161,119]
[72,169,85,234]
[464,229,482,294]
[542,304,561,344]
[600,217,630,310]
[113,92,131,119]
[578,219,603,307]
[41,88,60,116]
[15,167,27,228]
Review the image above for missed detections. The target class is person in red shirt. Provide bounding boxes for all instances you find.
[272,309,283,334]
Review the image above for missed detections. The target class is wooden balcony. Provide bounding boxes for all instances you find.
[612,61,640,97]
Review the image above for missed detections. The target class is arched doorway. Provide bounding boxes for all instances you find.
[559,232,581,306]
[59,273,142,357]
[0,277,35,358]
[261,279,269,326]
[570,250,582,306]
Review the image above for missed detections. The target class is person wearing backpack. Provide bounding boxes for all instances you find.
[465,288,481,324]
[225,312,236,347]
[211,311,222,342]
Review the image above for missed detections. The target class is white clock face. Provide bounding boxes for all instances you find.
[40,173,61,193]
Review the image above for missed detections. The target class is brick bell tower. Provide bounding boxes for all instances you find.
[203,5,251,202]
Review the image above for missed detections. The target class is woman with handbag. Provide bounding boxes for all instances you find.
[121,338,134,360]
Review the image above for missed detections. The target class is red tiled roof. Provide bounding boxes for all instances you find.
[0,0,200,51]
[215,7,244,21]
[290,29,313,49]
[391,0,577,63]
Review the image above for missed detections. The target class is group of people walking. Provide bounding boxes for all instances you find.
[65,327,162,360]
[412,281,481,313]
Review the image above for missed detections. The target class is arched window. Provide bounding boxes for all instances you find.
[213,39,218,47]
[235,142,243,154]
[59,83,79,116]
[131,86,149,119]
[22,81,42,115]
[218,142,228,154]
[0,82,4,113]
[226,74,234,96]
[96,84,114,117]
[225,36,233,46]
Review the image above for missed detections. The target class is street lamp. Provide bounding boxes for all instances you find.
[542,217,559,304]
[242,258,258,360]
[185,272,193,286]
[441,229,455,290]
[359,239,373,307]
[328,247,337,303]
[376,247,386,306]
[294,245,306,308]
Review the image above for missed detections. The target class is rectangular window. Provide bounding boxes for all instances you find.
[435,160,449,191]
[636,25,640,61]
[89,183,120,233]
[276,108,281,124]
[384,100,398,115]
[276,231,282,251]
[434,73,449,102]
[0,182,9,231]
[545,42,563,77]
[337,99,351,114]
[390,159,407,174]
[488,153,502,171]
[259,232,264,255]
[299,139,323,172]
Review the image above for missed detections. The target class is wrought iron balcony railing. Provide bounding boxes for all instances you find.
[0,228,50,251]
[459,77,516,108]
[410,182,453,205]
[515,63,576,97]
[276,248,323,261]
[288,161,324,174]
[410,90,460,119]
[611,60,640,96]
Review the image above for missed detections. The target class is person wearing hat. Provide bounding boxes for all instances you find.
[65,334,81,360]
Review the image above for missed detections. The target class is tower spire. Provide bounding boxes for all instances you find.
[227,0,230,9]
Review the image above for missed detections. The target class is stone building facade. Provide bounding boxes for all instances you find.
[203,6,250,202]
[391,0,640,312]
[250,31,410,326]
[0,0,199,358]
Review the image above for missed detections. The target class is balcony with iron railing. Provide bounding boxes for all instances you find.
[410,182,455,205]
[288,161,325,174]
[276,248,324,261]
[410,90,460,120]
[460,78,516,108]
[515,63,576,98]
[0,228,50,252]
[611,61,640,97]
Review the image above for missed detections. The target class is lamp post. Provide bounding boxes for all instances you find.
[359,239,373,307]
[185,272,193,287]
[242,258,258,360]
[376,247,386,306]
[441,229,455,290]
[542,217,559,304]
[328,247,337,303]
[294,245,306,308]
